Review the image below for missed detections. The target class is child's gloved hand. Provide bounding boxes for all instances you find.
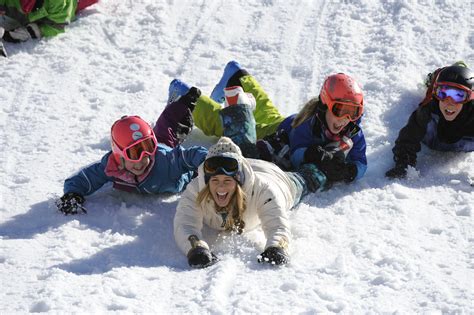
[175,113,194,144]
[304,145,336,164]
[320,160,357,182]
[187,246,218,268]
[257,247,289,265]
[175,87,201,144]
[180,87,201,111]
[385,164,408,179]
[2,23,41,43]
[56,192,87,215]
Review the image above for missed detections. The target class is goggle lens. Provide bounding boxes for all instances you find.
[331,102,362,121]
[435,85,468,103]
[204,156,239,177]
[124,137,157,162]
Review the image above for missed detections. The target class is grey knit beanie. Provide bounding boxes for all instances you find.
[205,137,245,184]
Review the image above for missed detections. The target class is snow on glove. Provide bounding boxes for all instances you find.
[56,192,87,215]
[187,246,218,269]
[2,23,41,43]
[257,247,289,265]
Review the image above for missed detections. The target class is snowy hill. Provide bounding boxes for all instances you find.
[1,0,473,313]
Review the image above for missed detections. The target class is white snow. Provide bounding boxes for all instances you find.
[1,0,473,313]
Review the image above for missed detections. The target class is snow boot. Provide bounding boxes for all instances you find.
[219,86,258,158]
[167,79,191,106]
[297,163,328,193]
[210,60,245,103]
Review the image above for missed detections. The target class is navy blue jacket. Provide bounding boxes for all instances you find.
[278,114,367,180]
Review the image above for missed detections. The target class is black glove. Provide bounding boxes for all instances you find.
[304,144,342,165]
[2,23,41,43]
[257,247,289,265]
[56,192,87,215]
[319,160,358,183]
[174,87,201,143]
[175,114,193,144]
[386,147,417,179]
[179,87,201,111]
[187,246,218,268]
[385,163,408,179]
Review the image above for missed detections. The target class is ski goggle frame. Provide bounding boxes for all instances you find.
[327,100,363,121]
[204,156,239,178]
[119,135,157,162]
[433,82,473,104]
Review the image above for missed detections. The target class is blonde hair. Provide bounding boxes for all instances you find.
[291,97,321,129]
[196,183,247,233]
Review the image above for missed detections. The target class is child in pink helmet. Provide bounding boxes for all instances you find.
[56,88,208,215]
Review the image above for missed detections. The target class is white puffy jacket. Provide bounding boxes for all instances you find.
[174,158,299,255]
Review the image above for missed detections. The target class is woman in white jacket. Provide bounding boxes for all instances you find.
[174,137,326,268]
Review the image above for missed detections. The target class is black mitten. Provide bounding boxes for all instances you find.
[385,163,408,179]
[179,87,201,111]
[56,192,87,215]
[387,147,417,179]
[2,23,41,43]
[304,145,334,164]
[187,246,218,268]
[257,247,289,265]
[319,160,357,183]
[175,113,194,144]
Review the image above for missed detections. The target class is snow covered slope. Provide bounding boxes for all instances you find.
[1,0,472,313]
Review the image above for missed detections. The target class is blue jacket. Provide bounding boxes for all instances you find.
[278,114,367,180]
[64,144,207,196]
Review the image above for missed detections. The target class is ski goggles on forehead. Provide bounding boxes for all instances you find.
[329,101,363,121]
[434,84,472,104]
[122,136,157,162]
[204,156,239,177]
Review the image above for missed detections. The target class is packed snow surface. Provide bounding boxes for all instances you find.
[1,0,473,313]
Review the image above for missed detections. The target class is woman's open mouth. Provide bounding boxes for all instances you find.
[217,191,228,202]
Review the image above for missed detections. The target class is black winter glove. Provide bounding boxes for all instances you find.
[175,87,201,144]
[319,160,358,183]
[304,145,336,164]
[175,114,193,144]
[386,147,417,179]
[2,23,41,43]
[180,87,201,111]
[257,247,289,265]
[56,192,87,215]
[187,246,218,268]
[385,163,408,179]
